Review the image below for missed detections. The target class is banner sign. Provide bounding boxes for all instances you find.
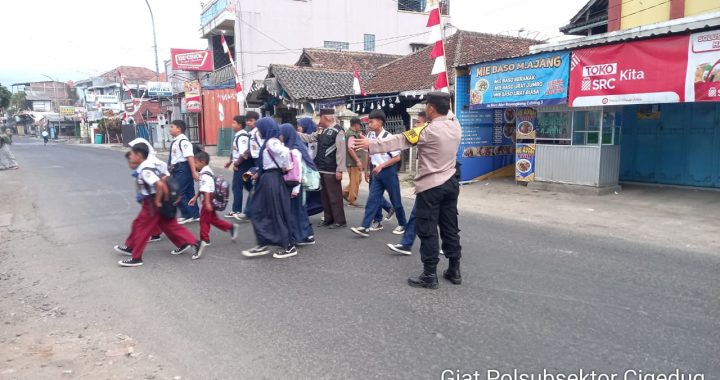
[59,106,75,116]
[570,35,689,106]
[687,30,720,102]
[171,49,214,72]
[470,51,570,109]
[86,94,118,104]
[515,108,537,140]
[147,82,173,97]
[515,143,536,182]
[184,81,201,113]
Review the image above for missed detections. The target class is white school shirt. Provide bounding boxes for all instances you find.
[368,129,400,167]
[249,128,264,160]
[136,159,161,196]
[290,149,303,194]
[199,166,215,193]
[169,134,194,165]
[261,138,290,170]
[232,130,250,162]
[41,131,49,137]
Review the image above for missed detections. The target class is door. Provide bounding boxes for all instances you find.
[685,103,719,187]
[655,103,687,185]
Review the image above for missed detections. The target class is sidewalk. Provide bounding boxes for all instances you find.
[77,142,720,255]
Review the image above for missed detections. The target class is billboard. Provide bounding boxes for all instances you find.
[171,49,214,72]
[470,51,570,109]
[184,80,201,113]
[686,30,720,102]
[147,82,173,97]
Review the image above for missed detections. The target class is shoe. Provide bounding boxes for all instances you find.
[443,260,462,285]
[170,244,193,255]
[177,218,190,225]
[113,245,132,256]
[387,244,412,255]
[242,245,270,257]
[296,237,316,246]
[192,241,209,260]
[230,224,239,241]
[190,217,200,223]
[234,213,250,222]
[224,212,237,219]
[440,249,445,256]
[118,259,143,267]
[273,245,298,259]
[350,227,370,237]
[148,235,162,243]
[392,226,406,235]
[384,208,395,221]
[408,270,439,289]
[328,223,347,230]
[369,221,384,231]
[318,221,333,228]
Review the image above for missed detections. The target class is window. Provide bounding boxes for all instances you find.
[324,40,349,50]
[398,0,450,14]
[410,43,429,52]
[572,110,602,145]
[537,111,571,145]
[601,109,621,145]
[364,34,375,52]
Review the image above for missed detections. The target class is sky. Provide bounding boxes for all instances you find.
[0,0,588,88]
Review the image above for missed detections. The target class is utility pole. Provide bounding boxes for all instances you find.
[234,0,246,113]
[144,0,160,81]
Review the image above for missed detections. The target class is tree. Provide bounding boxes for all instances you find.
[0,84,11,110]
[8,91,27,116]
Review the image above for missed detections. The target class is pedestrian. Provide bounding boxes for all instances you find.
[279,123,317,255]
[297,118,323,216]
[167,120,200,224]
[224,115,253,220]
[0,129,19,170]
[241,117,295,258]
[41,130,49,146]
[189,152,239,260]
[342,117,366,207]
[352,92,462,289]
[240,111,261,220]
[299,108,347,229]
[350,110,407,238]
[118,144,199,267]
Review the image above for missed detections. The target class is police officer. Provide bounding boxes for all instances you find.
[300,108,347,229]
[353,92,462,289]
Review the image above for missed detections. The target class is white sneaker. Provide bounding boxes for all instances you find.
[177,218,190,225]
[369,221,384,231]
[192,241,209,260]
[392,226,406,235]
[273,245,298,259]
[242,245,270,257]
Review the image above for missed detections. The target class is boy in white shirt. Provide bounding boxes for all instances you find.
[189,152,239,259]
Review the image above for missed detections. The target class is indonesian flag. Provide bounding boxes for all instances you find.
[426,0,449,93]
[93,89,101,109]
[352,68,366,96]
[221,33,245,104]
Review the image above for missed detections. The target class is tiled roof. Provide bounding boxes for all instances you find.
[269,65,373,101]
[366,30,538,94]
[99,66,158,82]
[296,48,402,72]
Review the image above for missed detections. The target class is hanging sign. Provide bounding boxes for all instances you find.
[171,49,214,72]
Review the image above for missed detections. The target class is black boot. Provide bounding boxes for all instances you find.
[408,266,439,289]
[443,259,462,285]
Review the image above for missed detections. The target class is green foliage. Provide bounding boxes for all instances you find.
[9,92,27,115]
[0,85,11,110]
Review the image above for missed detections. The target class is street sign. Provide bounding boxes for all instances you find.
[147,82,173,97]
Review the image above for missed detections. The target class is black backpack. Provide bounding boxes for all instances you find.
[141,168,181,219]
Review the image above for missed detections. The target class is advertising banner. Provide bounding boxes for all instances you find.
[470,51,570,109]
[171,49,214,72]
[147,82,173,97]
[686,30,720,102]
[569,35,689,106]
[184,81,201,113]
[515,108,537,140]
[515,143,536,182]
[59,106,75,116]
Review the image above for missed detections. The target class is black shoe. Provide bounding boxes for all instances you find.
[350,226,370,237]
[170,244,193,255]
[443,260,462,285]
[273,245,298,259]
[318,221,333,228]
[328,223,347,230]
[387,244,412,255]
[118,259,143,267]
[384,208,395,221]
[297,236,316,246]
[113,245,132,256]
[148,235,162,243]
[407,270,439,289]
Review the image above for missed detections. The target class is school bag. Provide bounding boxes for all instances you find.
[141,168,181,219]
[302,164,320,191]
[201,173,230,211]
[283,153,302,188]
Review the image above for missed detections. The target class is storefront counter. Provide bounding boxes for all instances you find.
[536,145,620,187]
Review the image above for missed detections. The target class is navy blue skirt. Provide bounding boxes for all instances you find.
[250,170,291,248]
[306,190,323,216]
[289,187,315,244]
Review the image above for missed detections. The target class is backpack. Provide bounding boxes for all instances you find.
[202,172,230,211]
[302,164,320,191]
[169,138,203,165]
[381,131,402,172]
[141,168,181,219]
[283,153,302,188]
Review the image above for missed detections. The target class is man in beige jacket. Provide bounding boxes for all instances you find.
[353,92,462,289]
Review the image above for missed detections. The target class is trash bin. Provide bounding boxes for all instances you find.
[216,128,234,157]
[95,133,104,144]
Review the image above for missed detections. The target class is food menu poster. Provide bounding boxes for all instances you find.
[516,143,536,182]
[470,51,570,109]
[515,108,537,140]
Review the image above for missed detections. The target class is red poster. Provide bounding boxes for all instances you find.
[569,35,690,107]
[171,49,214,72]
[686,30,720,102]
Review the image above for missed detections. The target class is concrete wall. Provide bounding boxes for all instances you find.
[685,0,719,17]
[621,0,671,29]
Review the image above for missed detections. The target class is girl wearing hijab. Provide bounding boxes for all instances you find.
[296,118,323,217]
[279,124,316,252]
[241,117,295,258]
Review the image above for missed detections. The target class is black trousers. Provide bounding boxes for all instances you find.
[415,177,462,268]
[320,173,347,225]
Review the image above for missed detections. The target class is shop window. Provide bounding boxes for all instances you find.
[537,111,572,145]
[572,110,602,145]
[601,109,620,145]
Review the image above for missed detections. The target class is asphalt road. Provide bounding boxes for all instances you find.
[2,138,719,379]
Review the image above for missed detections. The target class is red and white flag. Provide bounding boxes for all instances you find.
[426,0,448,93]
[352,68,366,96]
[221,34,245,105]
[117,69,138,106]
